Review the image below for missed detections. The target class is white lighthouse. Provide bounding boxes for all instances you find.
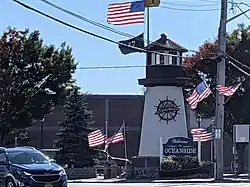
[138,33,190,157]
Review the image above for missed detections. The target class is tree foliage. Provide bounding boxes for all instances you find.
[184,23,250,137]
[54,87,95,167]
[5,128,31,147]
[0,27,76,145]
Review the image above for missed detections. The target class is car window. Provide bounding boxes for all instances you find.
[0,152,6,163]
[8,151,49,164]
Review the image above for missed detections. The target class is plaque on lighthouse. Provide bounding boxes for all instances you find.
[138,33,190,157]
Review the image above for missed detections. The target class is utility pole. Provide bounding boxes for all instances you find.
[214,0,228,180]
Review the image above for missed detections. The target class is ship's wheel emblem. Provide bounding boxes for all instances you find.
[154,97,181,123]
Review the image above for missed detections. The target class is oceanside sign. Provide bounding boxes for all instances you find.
[163,137,197,157]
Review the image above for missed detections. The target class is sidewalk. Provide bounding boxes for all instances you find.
[68,175,250,183]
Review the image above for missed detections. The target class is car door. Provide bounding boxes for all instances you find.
[0,151,8,186]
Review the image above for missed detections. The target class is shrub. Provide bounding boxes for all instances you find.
[161,156,199,170]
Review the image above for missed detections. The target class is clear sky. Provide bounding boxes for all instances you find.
[0,0,249,94]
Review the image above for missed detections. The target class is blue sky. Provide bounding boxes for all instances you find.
[0,0,249,94]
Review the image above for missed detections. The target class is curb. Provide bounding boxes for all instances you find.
[68,178,250,184]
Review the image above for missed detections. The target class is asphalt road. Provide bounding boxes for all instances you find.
[68,183,250,187]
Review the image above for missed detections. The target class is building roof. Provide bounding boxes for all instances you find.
[85,94,144,99]
[146,33,188,52]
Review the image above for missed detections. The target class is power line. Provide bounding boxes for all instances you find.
[159,5,219,11]
[38,0,198,53]
[222,49,250,72]
[14,0,250,75]
[13,0,192,59]
[162,0,244,5]
[161,0,220,4]
[235,3,250,20]
[16,0,250,75]
[227,60,250,76]
[77,65,145,70]
[39,0,133,38]
[191,0,220,3]
[161,1,219,7]
[75,57,250,73]
[13,1,118,44]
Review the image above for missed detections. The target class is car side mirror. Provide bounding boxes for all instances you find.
[50,159,56,163]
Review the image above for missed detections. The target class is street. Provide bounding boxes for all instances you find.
[68,183,250,187]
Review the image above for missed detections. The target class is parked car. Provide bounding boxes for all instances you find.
[0,146,68,187]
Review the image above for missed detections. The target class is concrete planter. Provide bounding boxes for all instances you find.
[65,167,96,180]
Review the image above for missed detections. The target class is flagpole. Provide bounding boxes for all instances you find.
[224,96,231,105]
[123,120,128,165]
[105,123,124,152]
[160,136,163,169]
[198,137,202,164]
[105,121,108,162]
[211,121,215,162]
[223,84,241,104]
[223,80,244,105]
[146,7,150,45]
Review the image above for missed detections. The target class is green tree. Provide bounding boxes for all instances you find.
[5,128,31,147]
[54,87,95,167]
[0,28,76,145]
[184,23,250,172]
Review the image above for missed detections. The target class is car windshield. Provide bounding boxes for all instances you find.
[7,151,49,164]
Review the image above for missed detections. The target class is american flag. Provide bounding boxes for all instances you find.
[88,129,105,148]
[107,1,145,26]
[217,82,241,97]
[105,124,124,150]
[191,125,214,142]
[186,81,212,110]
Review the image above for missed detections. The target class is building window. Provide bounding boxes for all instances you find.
[169,51,177,65]
[147,53,152,65]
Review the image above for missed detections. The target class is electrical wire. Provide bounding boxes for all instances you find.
[161,1,219,7]
[190,0,220,4]
[77,65,145,70]
[222,50,250,72]
[13,0,190,59]
[14,0,250,75]
[161,0,220,4]
[159,6,219,11]
[38,0,198,53]
[161,0,242,5]
[236,4,250,20]
[39,0,134,39]
[227,60,250,77]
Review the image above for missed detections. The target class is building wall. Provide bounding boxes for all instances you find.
[27,94,233,170]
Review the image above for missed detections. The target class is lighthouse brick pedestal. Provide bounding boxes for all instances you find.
[131,34,191,177]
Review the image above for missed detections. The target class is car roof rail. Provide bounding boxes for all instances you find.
[19,146,36,150]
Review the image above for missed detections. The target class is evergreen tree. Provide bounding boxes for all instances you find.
[54,88,94,167]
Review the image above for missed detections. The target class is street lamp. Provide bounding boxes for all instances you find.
[196,115,202,128]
